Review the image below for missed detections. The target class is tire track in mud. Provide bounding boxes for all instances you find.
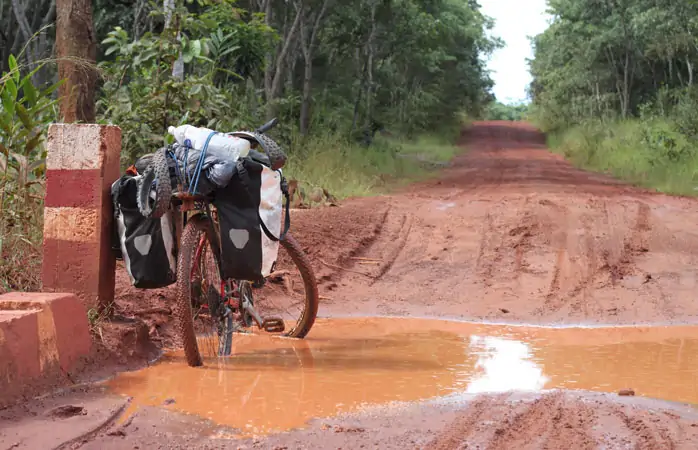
[475,209,502,287]
[563,210,598,316]
[424,394,511,450]
[609,405,677,450]
[424,392,696,450]
[475,196,537,290]
[536,197,651,318]
[534,199,571,315]
[370,213,413,284]
[475,211,494,272]
[510,196,536,282]
[329,206,415,286]
[487,392,596,450]
[425,392,598,450]
[551,202,605,317]
[601,200,652,285]
[335,205,393,268]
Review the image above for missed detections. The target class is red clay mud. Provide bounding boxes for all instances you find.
[7,121,698,449]
[320,121,698,326]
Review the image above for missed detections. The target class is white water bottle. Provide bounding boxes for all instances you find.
[168,125,250,159]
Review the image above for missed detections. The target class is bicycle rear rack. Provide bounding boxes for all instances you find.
[174,191,209,212]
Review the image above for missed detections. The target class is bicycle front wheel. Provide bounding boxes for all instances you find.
[174,214,226,367]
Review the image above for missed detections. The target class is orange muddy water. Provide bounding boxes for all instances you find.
[105,317,698,436]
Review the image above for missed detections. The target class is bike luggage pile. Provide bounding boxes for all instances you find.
[111,124,291,289]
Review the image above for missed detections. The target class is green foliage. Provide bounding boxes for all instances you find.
[284,132,462,199]
[0,54,60,292]
[529,0,698,196]
[483,101,529,121]
[96,6,273,164]
[91,0,498,165]
[549,118,698,195]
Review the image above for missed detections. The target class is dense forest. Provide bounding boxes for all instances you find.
[0,0,501,292]
[1,0,500,159]
[528,0,698,194]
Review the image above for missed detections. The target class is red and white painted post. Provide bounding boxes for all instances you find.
[41,124,121,312]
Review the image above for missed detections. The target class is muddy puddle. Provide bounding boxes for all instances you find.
[106,317,698,436]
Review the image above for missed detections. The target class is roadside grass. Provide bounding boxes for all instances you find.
[548,119,698,196]
[284,130,464,199]
[0,198,43,294]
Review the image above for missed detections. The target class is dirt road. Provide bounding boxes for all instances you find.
[320,121,698,326]
[6,121,698,449]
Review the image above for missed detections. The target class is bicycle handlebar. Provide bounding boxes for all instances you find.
[255,117,278,134]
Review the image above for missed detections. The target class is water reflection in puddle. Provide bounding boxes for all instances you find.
[106,317,698,435]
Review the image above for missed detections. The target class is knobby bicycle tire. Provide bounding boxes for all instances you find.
[278,234,319,338]
[174,214,213,367]
[237,131,287,170]
[255,133,287,171]
[137,148,172,219]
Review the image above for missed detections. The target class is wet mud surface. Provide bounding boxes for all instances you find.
[318,123,698,326]
[7,121,698,448]
[104,317,698,437]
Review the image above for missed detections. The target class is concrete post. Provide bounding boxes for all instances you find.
[41,124,121,312]
[0,292,92,408]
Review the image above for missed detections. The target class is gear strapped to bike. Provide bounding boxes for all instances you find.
[214,158,291,282]
[110,118,318,368]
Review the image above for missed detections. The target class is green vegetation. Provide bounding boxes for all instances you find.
[484,101,529,121]
[0,56,61,293]
[528,0,698,195]
[284,132,463,200]
[0,0,499,292]
[548,120,698,195]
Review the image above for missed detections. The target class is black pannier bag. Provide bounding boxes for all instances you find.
[111,174,177,289]
[213,157,290,282]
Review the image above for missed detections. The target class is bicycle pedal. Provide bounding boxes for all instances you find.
[261,318,285,333]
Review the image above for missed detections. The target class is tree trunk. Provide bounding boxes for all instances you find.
[687,57,693,86]
[262,0,273,101]
[266,3,303,119]
[56,0,96,123]
[298,0,330,135]
[163,0,184,81]
[622,51,630,118]
[351,48,364,132]
[362,1,378,143]
[300,56,312,134]
[11,0,37,68]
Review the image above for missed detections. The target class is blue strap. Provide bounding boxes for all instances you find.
[189,131,216,194]
[167,149,183,185]
[183,146,190,184]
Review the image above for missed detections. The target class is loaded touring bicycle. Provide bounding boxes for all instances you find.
[111,118,319,367]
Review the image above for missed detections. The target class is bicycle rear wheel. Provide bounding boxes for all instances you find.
[238,233,319,338]
[137,147,172,219]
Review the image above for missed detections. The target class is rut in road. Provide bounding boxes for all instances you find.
[321,121,698,325]
[424,391,697,450]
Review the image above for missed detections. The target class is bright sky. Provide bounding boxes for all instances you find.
[479,0,551,105]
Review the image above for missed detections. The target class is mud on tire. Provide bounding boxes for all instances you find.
[137,148,172,219]
[174,214,213,367]
[278,233,319,338]
[255,133,287,171]
[236,131,287,171]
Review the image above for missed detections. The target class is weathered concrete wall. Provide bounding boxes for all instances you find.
[0,292,92,408]
[41,124,122,311]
